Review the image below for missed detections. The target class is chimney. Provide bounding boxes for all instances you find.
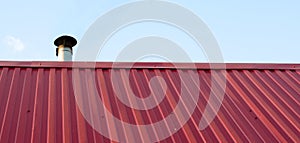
[54,35,77,61]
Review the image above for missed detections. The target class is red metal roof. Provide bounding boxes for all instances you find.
[0,61,299,142]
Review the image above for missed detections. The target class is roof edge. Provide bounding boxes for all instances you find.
[0,61,299,70]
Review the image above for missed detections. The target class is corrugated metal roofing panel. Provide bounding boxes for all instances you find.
[0,62,299,143]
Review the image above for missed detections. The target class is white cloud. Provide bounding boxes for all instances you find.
[3,36,25,52]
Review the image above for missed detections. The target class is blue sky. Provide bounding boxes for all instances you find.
[0,0,299,63]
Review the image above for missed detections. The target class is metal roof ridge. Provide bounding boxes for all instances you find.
[0,61,299,70]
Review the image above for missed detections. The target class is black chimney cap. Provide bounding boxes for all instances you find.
[54,35,77,56]
[54,35,77,48]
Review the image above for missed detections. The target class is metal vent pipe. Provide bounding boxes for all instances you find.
[54,35,77,61]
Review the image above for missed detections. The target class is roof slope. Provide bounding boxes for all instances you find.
[0,62,299,143]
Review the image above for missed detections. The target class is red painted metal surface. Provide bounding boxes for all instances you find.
[0,61,299,142]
